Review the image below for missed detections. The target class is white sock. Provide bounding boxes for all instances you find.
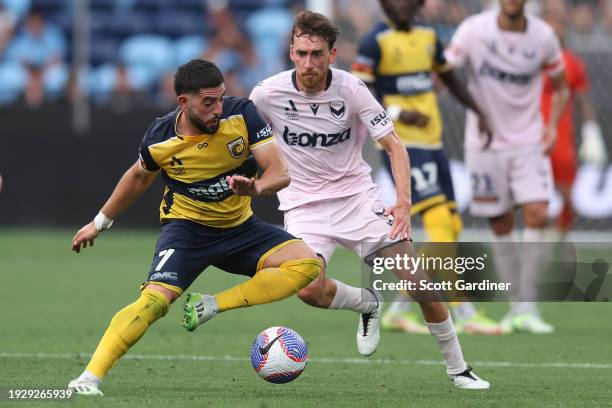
[426,316,467,375]
[491,231,521,316]
[386,292,412,314]
[452,302,477,321]
[515,228,549,315]
[77,370,101,386]
[329,279,377,313]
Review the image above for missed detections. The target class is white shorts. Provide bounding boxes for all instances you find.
[465,145,553,218]
[284,187,402,264]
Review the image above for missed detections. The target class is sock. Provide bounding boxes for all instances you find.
[385,292,412,314]
[328,279,378,313]
[76,370,101,386]
[86,288,170,379]
[514,228,549,315]
[215,258,320,312]
[451,210,463,241]
[491,231,520,315]
[426,316,467,375]
[451,302,477,321]
[423,204,455,242]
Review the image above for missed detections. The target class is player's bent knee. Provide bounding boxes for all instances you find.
[262,241,317,269]
[281,258,321,289]
[142,282,181,303]
[523,203,549,228]
[114,289,170,347]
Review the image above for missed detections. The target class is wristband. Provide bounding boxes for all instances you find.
[94,211,114,231]
[387,105,402,122]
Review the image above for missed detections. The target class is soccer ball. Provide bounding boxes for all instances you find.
[250,326,308,384]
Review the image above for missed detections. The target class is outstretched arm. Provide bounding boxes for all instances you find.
[72,160,158,252]
[543,72,570,154]
[226,142,290,197]
[378,132,412,240]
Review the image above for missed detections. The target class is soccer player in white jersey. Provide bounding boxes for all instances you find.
[250,11,489,389]
[444,0,570,333]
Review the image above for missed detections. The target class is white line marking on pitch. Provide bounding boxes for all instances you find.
[1,351,611,369]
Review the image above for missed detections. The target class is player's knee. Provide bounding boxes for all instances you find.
[143,283,181,304]
[523,204,549,228]
[281,258,321,287]
[488,211,514,235]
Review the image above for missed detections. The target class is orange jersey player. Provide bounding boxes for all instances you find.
[541,14,606,237]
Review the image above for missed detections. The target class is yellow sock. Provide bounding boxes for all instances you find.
[215,258,320,312]
[86,288,170,378]
[422,204,455,242]
[451,211,463,241]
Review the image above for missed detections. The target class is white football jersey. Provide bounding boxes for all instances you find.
[445,10,564,150]
[250,68,394,211]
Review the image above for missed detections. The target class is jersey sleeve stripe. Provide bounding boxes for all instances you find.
[250,136,276,150]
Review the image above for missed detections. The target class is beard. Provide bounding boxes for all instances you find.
[299,71,321,91]
[188,109,219,134]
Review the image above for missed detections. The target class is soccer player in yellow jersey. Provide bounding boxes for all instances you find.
[352,0,500,335]
[67,60,320,396]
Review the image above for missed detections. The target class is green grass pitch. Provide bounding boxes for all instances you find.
[1,229,611,407]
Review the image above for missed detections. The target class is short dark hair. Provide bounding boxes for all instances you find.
[174,59,224,96]
[291,11,340,50]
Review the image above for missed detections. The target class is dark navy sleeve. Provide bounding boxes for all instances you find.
[433,35,452,72]
[138,121,162,172]
[352,29,381,84]
[243,99,273,148]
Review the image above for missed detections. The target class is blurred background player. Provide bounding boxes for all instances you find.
[251,11,490,389]
[445,0,570,333]
[541,10,607,240]
[67,60,320,396]
[351,0,500,335]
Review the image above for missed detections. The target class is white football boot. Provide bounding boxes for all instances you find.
[356,288,383,356]
[513,313,555,334]
[68,378,103,396]
[449,366,490,390]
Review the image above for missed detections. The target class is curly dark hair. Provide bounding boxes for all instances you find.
[291,11,340,50]
[174,59,224,96]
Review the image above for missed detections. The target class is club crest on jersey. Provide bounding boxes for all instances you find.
[330,100,345,120]
[227,137,246,159]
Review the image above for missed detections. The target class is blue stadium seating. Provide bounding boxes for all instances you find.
[119,34,173,84]
[0,61,27,104]
[1,0,31,21]
[154,10,204,38]
[174,35,208,66]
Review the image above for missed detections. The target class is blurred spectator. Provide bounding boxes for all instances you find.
[5,8,67,107]
[6,8,65,68]
[107,63,152,112]
[0,4,15,57]
[203,0,259,96]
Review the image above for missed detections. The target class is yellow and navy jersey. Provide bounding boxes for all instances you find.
[352,21,451,148]
[138,96,274,228]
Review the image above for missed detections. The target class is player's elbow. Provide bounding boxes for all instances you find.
[279,171,291,190]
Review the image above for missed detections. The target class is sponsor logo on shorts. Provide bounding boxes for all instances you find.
[282,126,351,148]
[150,272,178,281]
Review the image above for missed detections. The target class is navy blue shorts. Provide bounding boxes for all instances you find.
[381,147,457,214]
[145,216,299,292]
